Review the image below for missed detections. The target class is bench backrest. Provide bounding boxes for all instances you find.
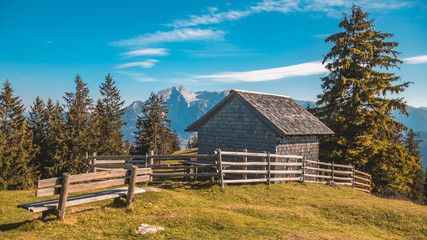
[36,168,152,197]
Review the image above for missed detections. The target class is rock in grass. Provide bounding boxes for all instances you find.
[137,224,164,235]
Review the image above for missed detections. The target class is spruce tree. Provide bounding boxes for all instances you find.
[313,5,417,192]
[42,99,68,177]
[0,80,36,190]
[93,74,125,155]
[171,130,181,153]
[404,129,425,203]
[133,93,173,155]
[63,75,94,174]
[28,96,47,179]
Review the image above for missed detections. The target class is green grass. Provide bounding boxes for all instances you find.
[1,181,426,240]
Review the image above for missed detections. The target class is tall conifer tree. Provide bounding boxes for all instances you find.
[313,5,418,192]
[63,75,94,174]
[0,80,35,190]
[28,96,47,178]
[42,99,68,177]
[93,74,125,155]
[133,93,173,155]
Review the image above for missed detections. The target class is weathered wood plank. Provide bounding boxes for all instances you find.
[223,178,267,184]
[151,173,218,178]
[270,170,302,175]
[135,175,150,183]
[148,154,216,159]
[354,181,371,188]
[219,151,303,159]
[333,170,353,175]
[19,187,146,212]
[304,160,332,166]
[354,175,371,182]
[88,155,147,159]
[88,164,146,168]
[223,170,267,174]
[38,177,62,189]
[95,160,127,164]
[332,176,353,181]
[304,174,332,179]
[221,161,302,167]
[354,170,371,178]
[304,167,332,173]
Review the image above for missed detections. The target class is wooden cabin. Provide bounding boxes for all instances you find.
[186,89,333,162]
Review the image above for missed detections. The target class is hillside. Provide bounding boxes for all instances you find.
[2,182,426,239]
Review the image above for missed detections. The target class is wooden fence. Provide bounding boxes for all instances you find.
[86,149,371,193]
[86,151,217,182]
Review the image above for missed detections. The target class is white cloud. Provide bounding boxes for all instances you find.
[165,0,415,28]
[195,61,327,82]
[115,71,158,82]
[110,28,225,46]
[403,55,427,64]
[116,60,159,69]
[121,48,169,57]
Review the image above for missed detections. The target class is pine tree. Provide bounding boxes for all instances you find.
[171,130,181,153]
[63,75,94,174]
[42,99,68,177]
[93,74,125,155]
[0,80,36,190]
[404,129,425,203]
[133,93,173,155]
[28,96,47,179]
[313,5,417,192]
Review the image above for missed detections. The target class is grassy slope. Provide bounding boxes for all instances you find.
[1,183,426,239]
[1,148,426,239]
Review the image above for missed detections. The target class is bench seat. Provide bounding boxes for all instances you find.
[18,187,146,213]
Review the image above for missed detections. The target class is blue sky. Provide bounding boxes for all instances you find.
[1,0,426,108]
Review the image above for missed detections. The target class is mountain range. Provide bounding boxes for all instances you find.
[122,85,427,167]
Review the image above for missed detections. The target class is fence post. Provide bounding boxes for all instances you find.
[351,164,355,188]
[127,166,138,207]
[149,150,154,166]
[243,149,247,180]
[267,152,271,185]
[301,157,305,183]
[217,149,224,188]
[85,152,89,173]
[145,153,148,168]
[331,161,334,182]
[57,172,70,220]
[92,152,97,172]
[149,150,154,181]
[263,151,267,179]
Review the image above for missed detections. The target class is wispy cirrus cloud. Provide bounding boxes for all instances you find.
[110,28,225,47]
[115,71,157,82]
[121,48,169,57]
[195,61,327,82]
[403,55,427,64]
[116,59,159,69]
[165,0,415,28]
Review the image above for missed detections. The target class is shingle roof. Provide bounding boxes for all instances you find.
[186,89,334,137]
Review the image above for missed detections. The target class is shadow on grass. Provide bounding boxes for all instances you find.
[0,215,57,232]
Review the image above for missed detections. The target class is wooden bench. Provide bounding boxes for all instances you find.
[18,166,152,220]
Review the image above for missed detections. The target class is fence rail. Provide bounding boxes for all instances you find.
[86,149,372,193]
